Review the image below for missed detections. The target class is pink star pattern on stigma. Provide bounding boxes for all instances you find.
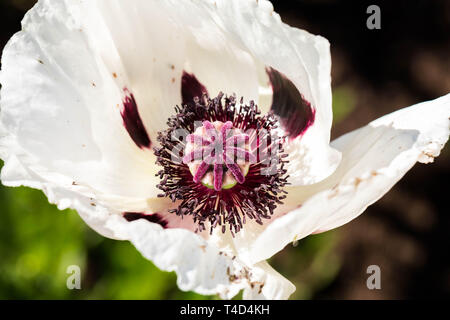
[182,120,256,191]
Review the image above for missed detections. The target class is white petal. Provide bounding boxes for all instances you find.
[242,261,295,300]
[242,94,450,263]
[284,133,342,185]
[80,0,185,142]
[208,0,341,184]
[82,205,295,299]
[319,93,450,231]
[81,0,261,142]
[125,219,241,298]
[0,0,163,211]
[125,218,294,299]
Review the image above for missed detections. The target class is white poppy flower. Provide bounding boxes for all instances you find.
[0,0,449,300]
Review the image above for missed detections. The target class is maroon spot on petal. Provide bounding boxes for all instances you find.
[181,71,208,106]
[123,212,168,229]
[121,89,151,149]
[266,67,316,139]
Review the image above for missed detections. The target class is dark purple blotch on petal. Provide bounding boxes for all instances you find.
[266,67,315,139]
[121,89,151,149]
[123,212,168,229]
[181,71,208,106]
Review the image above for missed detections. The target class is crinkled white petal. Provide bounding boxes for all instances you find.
[127,219,294,299]
[208,0,341,185]
[242,261,295,300]
[79,0,261,142]
[284,133,342,185]
[240,94,450,264]
[0,0,163,211]
[83,212,293,299]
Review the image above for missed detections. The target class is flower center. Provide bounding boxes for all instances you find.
[154,93,289,236]
[182,120,255,191]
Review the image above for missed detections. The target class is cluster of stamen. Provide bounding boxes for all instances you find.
[154,93,289,236]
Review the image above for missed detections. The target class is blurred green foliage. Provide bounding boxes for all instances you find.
[332,86,357,124]
[0,168,210,299]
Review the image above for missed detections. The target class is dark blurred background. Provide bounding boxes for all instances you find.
[0,0,449,299]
